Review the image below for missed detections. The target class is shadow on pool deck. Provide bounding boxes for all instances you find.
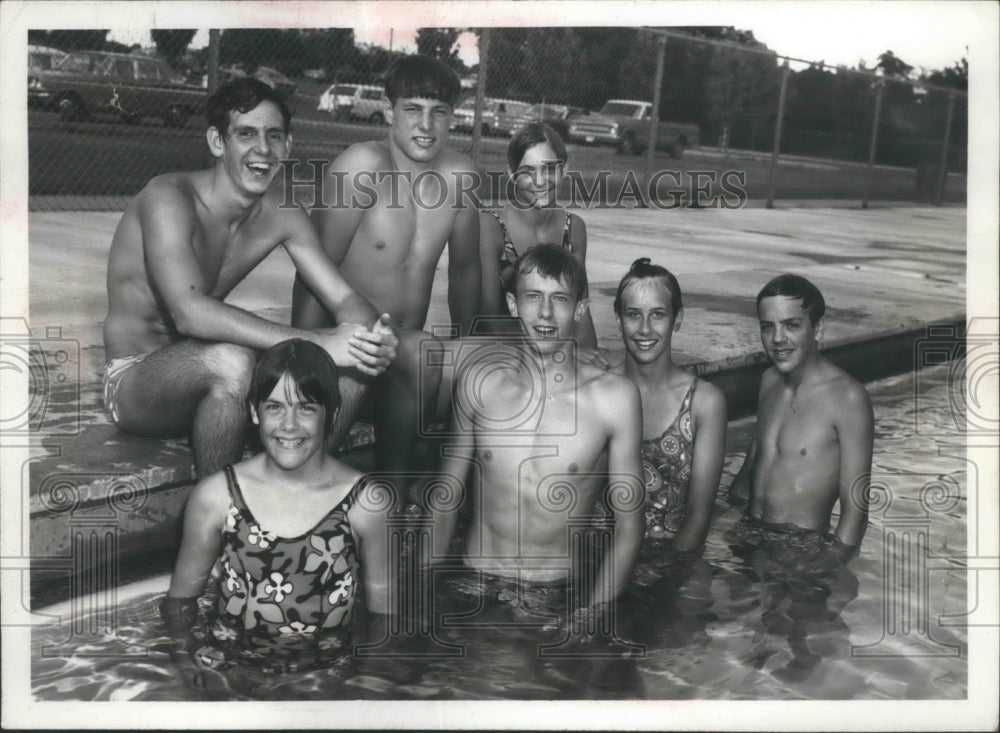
[20,204,968,606]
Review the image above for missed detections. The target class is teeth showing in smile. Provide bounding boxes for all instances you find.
[247,163,271,175]
[534,326,557,337]
[773,349,793,359]
[634,339,657,348]
[276,437,305,449]
[414,137,434,145]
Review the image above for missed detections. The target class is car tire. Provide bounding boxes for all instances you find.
[58,93,87,122]
[668,135,687,159]
[368,112,385,125]
[617,132,639,156]
[164,105,190,128]
[481,123,491,136]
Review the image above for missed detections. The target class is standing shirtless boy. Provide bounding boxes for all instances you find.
[430,245,645,617]
[729,274,874,558]
[292,54,481,485]
[103,79,397,478]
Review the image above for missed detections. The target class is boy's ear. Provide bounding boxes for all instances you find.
[673,307,684,332]
[814,316,825,342]
[506,291,518,317]
[574,298,589,323]
[207,126,225,158]
[250,403,259,425]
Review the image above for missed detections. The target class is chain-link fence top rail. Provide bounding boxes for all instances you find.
[27,27,967,211]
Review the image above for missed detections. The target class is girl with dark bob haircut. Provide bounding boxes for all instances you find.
[161,338,397,673]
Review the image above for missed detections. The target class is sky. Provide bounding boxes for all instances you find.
[102,1,979,75]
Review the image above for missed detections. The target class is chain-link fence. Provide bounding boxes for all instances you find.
[27,27,967,211]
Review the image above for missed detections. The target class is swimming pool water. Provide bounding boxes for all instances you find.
[30,363,968,701]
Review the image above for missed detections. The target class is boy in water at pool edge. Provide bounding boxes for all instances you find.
[729,274,874,562]
[160,339,397,673]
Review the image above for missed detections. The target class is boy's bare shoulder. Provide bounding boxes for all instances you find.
[335,140,393,172]
[436,147,479,175]
[580,362,639,407]
[819,365,872,413]
[135,171,201,211]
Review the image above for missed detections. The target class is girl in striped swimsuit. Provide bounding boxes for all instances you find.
[478,122,598,348]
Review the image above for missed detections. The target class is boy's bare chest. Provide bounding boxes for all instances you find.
[759,389,836,454]
[352,177,457,264]
[193,224,276,297]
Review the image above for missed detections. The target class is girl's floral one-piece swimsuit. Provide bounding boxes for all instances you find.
[641,378,698,541]
[195,466,368,673]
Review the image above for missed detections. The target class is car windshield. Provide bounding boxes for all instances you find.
[600,102,644,116]
[333,85,356,95]
[530,104,564,118]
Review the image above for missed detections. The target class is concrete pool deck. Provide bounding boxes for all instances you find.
[22,202,968,602]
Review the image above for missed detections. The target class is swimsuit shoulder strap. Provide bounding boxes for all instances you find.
[341,473,371,513]
[222,464,249,512]
[646,376,699,443]
[483,209,518,261]
[562,211,573,252]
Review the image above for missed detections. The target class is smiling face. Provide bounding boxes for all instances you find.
[510,141,565,208]
[757,295,823,375]
[208,99,290,197]
[618,278,682,365]
[389,96,452,164]
[251,372,327,472]
[507,269,586,354]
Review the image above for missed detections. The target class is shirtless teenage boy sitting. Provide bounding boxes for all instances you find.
[291,55,481,486]
[430,244,645,614]
[729,274,874,559]
[103,79,397,478]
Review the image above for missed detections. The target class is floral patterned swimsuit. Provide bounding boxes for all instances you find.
[196,466,366,673]
[641,378,698,540]
[484,209,574,297]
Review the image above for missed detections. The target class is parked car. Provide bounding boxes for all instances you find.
[28,44,68,109]
[450,97,531,136]
[568,99,699,157]
[501,103,587,139]
[318,83,388,123]
[34,50,205,126]
[253,66,297,98]
[492,101,534,136]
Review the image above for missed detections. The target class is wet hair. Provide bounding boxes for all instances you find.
[250,339,341,433]
[385,54,461,107]
[507,122,568,171]
[206,77,292,135]
[756,273,826,325]
[509,243,587,302]
[613,258,683,317]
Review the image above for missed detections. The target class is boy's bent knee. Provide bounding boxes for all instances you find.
[201,343,256,392]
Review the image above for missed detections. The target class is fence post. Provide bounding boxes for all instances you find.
[861,79,885,209]
[645,34,666,188]
[470,28,490,163]
[765,59,791,209]
[934,92,955,206]
[207,29,220,94]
